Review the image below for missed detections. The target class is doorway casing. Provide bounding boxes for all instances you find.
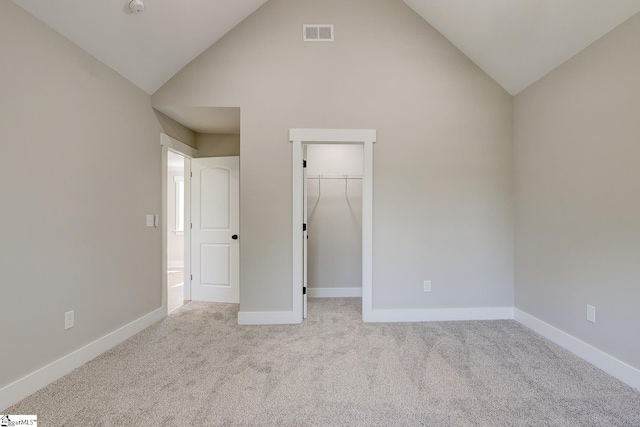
[290,128,376,323]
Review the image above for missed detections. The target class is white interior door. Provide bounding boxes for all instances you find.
[191,156,239,303]
[303,147,308,318]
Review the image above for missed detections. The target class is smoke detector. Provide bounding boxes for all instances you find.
[128,0,145,13]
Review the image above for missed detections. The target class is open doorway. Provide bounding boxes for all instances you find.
[167,150,188,313]
[290,129,376,323]
[161,133,240,314]
[306,145,363,312]
[160,109,241,314]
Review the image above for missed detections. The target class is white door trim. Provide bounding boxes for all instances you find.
[183,159,192,301]
[290,129,376,323]
[303,145,308,319]
[160,133,197,158]
[160,134,197,314]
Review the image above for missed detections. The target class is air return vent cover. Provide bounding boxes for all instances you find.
[303,24,334,42]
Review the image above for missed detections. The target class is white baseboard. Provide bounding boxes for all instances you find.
[514,309,640,391]
[363,306,514,323]
[237,310,300,325]
[0,307,165,411]
[308,287,362,298]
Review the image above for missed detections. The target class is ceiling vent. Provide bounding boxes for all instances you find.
[303,25,334,42]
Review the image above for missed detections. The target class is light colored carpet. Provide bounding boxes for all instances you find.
[6,298,640,426]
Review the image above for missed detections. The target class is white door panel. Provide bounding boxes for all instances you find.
[201,244,230,285]
[201,168,230,230]
[191,157,239,303]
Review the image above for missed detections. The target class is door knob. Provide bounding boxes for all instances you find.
[232,234,238,240]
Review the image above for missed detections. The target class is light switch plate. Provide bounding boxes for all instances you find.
[423,280,432,292]
[65,310,74,330]
[146,214,154,227]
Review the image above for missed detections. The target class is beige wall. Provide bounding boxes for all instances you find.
[155,111,196,148]
[196,133,240,157]
[153,0,514,312]
[514,13,640,369]
[0,2,163,388]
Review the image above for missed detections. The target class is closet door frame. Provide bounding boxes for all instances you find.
[290,129,375,323]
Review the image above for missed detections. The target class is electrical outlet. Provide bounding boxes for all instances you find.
[423,280,432,293]
[586,305,596,323]
[65,310,75,330]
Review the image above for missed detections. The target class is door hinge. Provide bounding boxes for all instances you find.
[303,160,307,168]
[303,223,307,231]
[190,171,193,177]
[190,274,193,281]
[303,287,307,295]
[190,223,193,229]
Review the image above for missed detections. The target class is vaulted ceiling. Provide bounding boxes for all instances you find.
[12,0,640,97]
[404,0,640,95]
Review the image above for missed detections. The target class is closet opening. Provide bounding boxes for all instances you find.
[305,144,363,315]
[290,128,376,323]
